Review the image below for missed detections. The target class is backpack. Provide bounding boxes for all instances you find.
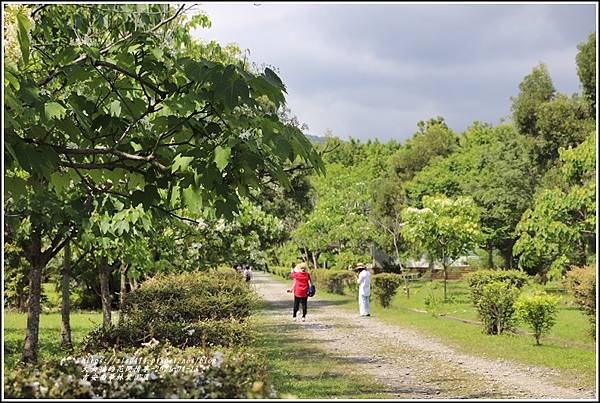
[307,275,316,297]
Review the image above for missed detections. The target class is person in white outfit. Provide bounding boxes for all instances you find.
[355,263,371,317]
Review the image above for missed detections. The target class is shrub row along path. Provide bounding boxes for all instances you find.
[253,271,595,399]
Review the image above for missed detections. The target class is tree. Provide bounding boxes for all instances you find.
[513,134,596,282]
[576,32,596,114]
[4,4,322,364]
[388,117,458,182]
[402,196,484,301]
[535,93,594,163]
[404,123,538,268]
[511,63,555,137]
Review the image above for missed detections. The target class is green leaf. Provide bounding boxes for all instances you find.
[49,171,72,193]
[184,59,207,82]
[4,69,20,91]
[151,47,164,61]
[99,220,111,235]
[263,67,286,92]
[83,45,101,62]
[130,141,143,152]
[110,100,122,117]
[214,145,231,171]
[4,176,27,200]
[45,102,67,121]
[171,154,194,173]
[16,12,31,65]
[182,185,202,212]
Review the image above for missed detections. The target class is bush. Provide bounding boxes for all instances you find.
[514,292,560,345]
[476,281,521,334]
[4,344,276,399]
[372,273,403,308]
[89,271,256,350]
[83,318,254,351]
[566,266,596,338]
[466,269,529,334]
[311,269,353,295]
[466,269,529,304]
[123,271,256,322]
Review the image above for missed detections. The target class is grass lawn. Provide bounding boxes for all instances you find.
[3,310,103,371]
[264,271,597,390]
[251,302,396,399]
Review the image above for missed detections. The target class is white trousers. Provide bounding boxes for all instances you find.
[359,294,370,316]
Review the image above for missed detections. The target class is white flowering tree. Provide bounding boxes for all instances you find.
[401,196,484,301]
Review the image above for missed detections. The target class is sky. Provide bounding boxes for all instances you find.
[190,2,597,143]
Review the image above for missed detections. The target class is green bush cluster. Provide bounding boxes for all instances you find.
[466,269,529,334]
[311,269,354,295]
[514,292,560,345]
[372,273,403,308]
[83,318,253,351]
[263,266,292,280]
[85,271,256,350]
[4,344,276,399]
[566,266,596,338]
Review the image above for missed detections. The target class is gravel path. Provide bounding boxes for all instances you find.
[253,271,596,400]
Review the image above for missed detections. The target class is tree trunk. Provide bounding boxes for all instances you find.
[311,251,318,270]
[99,257,112,328]
[60,241,73,350]
[18,291,28,312]
[428,255,434,281]
[118,264,128,325]
[487,247,494,269]
[22,223,43,364]
[443,263,448,302]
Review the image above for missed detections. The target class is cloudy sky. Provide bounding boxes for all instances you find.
[191,2,596,143]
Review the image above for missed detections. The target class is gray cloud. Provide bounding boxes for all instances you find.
[191,2,596,143]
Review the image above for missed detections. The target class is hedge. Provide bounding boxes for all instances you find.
[4,344,275,399]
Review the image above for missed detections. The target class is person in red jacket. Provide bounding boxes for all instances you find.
[287,262,311,321]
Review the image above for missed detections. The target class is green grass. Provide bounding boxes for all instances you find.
[3,310,103,371]
[251,302,396,399]
[264,272,597,390]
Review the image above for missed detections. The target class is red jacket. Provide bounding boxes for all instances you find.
[291,271,310,298]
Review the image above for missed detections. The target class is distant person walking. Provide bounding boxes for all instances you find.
[287,262,312,321]
[354,263,371,317]
[243,265,252,282]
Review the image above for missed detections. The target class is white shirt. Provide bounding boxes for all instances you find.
[358,270,371,296]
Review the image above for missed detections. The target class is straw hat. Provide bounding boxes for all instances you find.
[293,262,308,272]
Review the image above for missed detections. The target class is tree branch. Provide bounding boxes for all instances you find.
[36,4,186,87]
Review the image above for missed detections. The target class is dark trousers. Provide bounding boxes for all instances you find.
[293,296,307,318]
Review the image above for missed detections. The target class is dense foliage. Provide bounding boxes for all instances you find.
[4,345,275,399]
[84,271,256,350]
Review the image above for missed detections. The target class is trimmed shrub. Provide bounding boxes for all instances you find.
[566,266,596,338]
[311,269,353,295]
[90,271,256,350]
[123,271,256,322]
[4,344,276,399]
[372,273,403,308]
[83,318,253,351]
[476,281,521,334]
[514,292,560,345]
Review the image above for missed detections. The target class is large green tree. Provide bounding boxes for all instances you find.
[513,134,596,282]
[510,63,555,137]
[576,32,596,114]
[388,117,458,183]
[4,4,322,363]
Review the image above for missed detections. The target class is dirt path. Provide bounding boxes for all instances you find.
[252,271,596,399]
